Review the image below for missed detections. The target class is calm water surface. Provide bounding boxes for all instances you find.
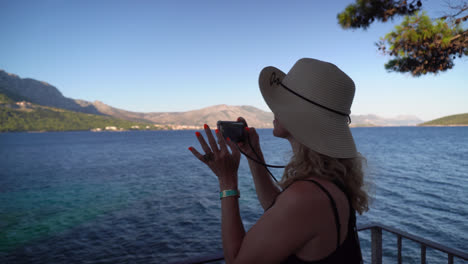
[0,128,467,263]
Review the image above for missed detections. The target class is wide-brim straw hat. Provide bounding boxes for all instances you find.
[259,58,357,158]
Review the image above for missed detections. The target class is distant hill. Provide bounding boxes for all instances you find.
[419,113,468,126]
[1,69,429,129]
[91,102,275,128]
[350,114,423,127]
[139,104,274,128]
[0,92,166,132]
[0,69,274,128]
[0,70,102,115]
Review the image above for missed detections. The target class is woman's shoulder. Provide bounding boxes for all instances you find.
[275,179,336,211]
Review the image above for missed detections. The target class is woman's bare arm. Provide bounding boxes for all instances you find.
[244,142,281,210]
[224,183,324,264]
[236,118,281,210]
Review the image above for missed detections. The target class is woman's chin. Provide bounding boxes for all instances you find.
[273,129,287,138]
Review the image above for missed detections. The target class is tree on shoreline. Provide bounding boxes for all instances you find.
[338,0,468,76]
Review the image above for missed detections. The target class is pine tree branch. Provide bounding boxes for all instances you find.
[449,29,468,41]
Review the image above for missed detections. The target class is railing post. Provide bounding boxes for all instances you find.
[397,235,402,264]
[371,226,382,264]
[448,254,453,264]
[421,245,426,264]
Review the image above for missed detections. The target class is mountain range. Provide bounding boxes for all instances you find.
[0,69,425,128]
[350,114,423,127]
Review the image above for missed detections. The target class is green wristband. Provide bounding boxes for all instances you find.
[220,189,240,200]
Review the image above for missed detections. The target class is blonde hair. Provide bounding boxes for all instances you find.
[279,144,369,214]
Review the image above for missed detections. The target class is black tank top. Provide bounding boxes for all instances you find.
[280,179,363,264]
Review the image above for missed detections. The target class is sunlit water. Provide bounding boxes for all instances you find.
[0,128,467,263]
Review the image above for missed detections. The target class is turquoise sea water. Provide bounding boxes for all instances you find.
[0,128,467,263]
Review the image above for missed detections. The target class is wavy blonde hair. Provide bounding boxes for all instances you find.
[279,144,369,214]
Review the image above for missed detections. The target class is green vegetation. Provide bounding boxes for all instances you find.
[0,92,168,132]
[338,0,467,76]
[419,113,468,126]
[0,93,12,104]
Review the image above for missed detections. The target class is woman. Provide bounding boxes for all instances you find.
[188,58,369,263]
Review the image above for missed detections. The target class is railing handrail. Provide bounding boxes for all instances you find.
[169,252,224,264]
[357,222,468,260]
[170,223,467,264]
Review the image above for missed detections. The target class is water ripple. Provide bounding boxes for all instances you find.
[0,128,467,263]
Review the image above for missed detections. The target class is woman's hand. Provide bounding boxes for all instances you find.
[237,117,263,158]
[189,124,241,190]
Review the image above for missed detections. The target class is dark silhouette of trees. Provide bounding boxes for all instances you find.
[338,0,468,76]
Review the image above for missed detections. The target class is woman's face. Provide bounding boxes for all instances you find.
[273,116,291,138]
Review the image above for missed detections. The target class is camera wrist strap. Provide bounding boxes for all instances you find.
[235,137,287,183]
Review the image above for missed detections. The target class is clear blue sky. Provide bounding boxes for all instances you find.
[1,0,467,121]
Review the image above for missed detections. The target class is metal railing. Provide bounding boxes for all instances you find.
[359,223,467,264]
[170,223,468,264]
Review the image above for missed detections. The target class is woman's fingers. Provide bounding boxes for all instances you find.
[237,116,248,127]
[204,124,219,154]
[226,137,241,162]
[196,131,212,154]
[215,129,228,153]
[188,146,207,164]
[249,127,259,143]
